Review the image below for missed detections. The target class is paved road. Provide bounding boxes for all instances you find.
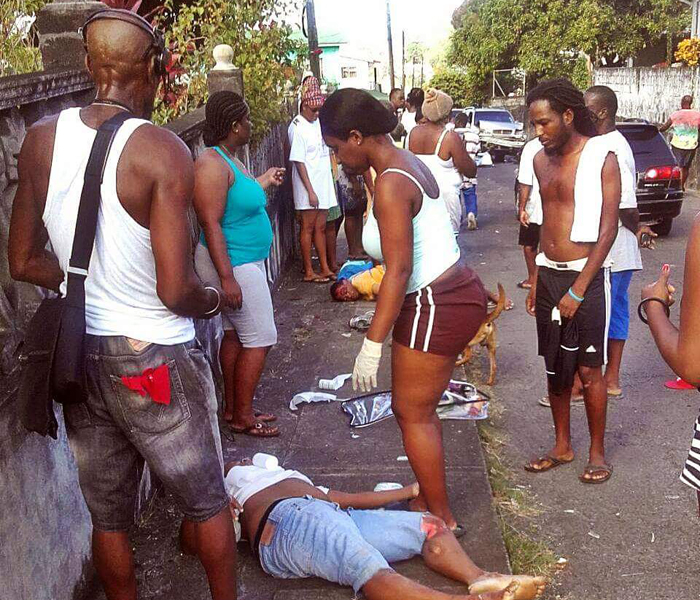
[466,163,699,600]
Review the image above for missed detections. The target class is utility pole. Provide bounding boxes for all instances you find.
[401,30,406,90]
[306,0,321,80]
[386,0,395,89]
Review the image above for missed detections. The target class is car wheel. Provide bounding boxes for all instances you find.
[652,219,673,237]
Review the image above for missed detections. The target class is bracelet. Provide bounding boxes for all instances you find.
[637,297,670,325]
[203,286,221,316]
[567,287,585,303]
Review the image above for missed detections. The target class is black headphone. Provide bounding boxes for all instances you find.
[79,8,170,77]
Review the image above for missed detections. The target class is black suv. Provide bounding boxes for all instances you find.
[617,122,684,236]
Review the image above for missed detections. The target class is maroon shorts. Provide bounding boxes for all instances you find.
[393,265,488,356]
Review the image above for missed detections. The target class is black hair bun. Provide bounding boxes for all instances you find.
[320,88,398,140]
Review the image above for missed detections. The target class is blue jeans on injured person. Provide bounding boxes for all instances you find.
[258,496,427,592]
[461,185,477,217]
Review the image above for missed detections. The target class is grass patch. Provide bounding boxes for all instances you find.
[477,405,560,578]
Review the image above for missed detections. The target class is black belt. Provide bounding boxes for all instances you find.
[253,497,290,558]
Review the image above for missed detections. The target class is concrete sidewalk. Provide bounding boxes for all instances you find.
[90,256,509,599]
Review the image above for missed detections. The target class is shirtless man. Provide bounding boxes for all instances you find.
[8,10,236,599]
[523,79,621,484]
[180,458,547,600]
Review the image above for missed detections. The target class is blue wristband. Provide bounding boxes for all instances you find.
[568,288,584,303]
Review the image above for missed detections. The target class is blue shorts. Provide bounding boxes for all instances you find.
[258,497,427,592]
[461,186,478,217]
[609,270,634,341]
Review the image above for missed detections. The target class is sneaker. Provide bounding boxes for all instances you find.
[466,212,478,230]
[665,377,696,390]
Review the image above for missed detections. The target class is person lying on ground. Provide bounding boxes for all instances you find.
[180,458,547,600]
[331,264,511,310]
[331,264,386,301]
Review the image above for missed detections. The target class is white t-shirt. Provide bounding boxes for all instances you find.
[288,115,337,210]
[517,138,543,224]
[225,464,329,506]
[602,130,642,272]
[401,110,417,136]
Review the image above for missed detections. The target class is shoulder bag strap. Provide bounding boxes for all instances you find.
[65,111,134,308]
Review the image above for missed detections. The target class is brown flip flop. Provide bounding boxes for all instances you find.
[253,409,277,423]
[579,463,613,484]
[231,420,280,438]
[524,454,574,473]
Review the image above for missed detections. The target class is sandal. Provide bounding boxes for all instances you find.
[253,409,277,423]
[517,280,533,289]
[303,276,331,283]
[524,454,574,473]
[349,311,375,331]
[231,420,281,438]
[579,463,613,484]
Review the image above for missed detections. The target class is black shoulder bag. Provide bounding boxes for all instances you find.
[18,111,133,438]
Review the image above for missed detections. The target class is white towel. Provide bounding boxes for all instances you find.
[571,136,615,243]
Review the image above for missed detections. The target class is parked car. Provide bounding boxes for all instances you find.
[459,107,526,162]
[617,121,684,236]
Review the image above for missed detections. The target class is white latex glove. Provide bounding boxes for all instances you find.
[352,337,383,392]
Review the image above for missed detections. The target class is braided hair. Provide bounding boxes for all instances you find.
[203,91,249,146]
[526,78,595,136]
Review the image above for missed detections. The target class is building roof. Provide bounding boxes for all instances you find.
[291,29,347,47]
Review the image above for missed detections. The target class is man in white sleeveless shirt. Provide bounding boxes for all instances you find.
[8,10,237,600]
[523,79,620,486]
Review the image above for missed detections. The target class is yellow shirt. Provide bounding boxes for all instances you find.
[351,265,385,300]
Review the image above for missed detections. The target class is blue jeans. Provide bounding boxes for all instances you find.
[64,336,227,531]
[259,497,427,592]
[461,186,477,217]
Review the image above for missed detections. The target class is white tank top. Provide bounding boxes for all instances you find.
[362,168,460,294]
[42,108,195,344]
[408,127,463,194]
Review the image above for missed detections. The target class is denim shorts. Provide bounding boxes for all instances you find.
[63,335,228,531]
[258,497,427,593]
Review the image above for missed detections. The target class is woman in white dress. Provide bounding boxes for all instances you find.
[406,89,477,234]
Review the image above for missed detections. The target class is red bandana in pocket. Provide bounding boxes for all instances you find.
[121,364,171,405]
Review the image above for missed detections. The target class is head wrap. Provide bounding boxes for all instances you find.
[422,88,454,123]
[302,76,325,110]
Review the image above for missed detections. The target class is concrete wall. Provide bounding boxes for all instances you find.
[0,69,296,599]
[592,66,700,123]
[593,66,700,187]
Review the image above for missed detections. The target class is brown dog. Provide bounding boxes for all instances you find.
[456,284,506,385]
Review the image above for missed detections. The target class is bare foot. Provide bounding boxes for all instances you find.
[408,496,428,512]
[478,581,520,600]
[470,573,545,600]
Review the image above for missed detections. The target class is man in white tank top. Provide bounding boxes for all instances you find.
[8,10,237,599]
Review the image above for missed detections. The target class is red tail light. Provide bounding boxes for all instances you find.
[645,166,680,181]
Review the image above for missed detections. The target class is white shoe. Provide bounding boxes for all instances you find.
[467,213,477,230]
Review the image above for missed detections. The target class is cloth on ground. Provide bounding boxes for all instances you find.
[337,259,374,281]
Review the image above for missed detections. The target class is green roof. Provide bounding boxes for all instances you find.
[291,29,346,46]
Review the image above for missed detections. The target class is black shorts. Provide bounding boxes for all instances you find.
[518,223,540,248]
[672,146,697,169]
[535,267,610,368]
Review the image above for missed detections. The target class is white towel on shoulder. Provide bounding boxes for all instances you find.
[571,136,616,243]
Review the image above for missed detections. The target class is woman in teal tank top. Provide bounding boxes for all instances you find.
[194,92,286,438]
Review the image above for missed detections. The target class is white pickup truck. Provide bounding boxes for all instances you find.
[459,107,526,162]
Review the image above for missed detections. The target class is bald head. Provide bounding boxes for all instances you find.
[85,18,156,86]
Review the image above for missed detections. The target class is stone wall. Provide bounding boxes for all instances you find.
[0,68,296,599]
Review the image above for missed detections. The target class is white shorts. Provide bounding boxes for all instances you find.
[194,244,277,348]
